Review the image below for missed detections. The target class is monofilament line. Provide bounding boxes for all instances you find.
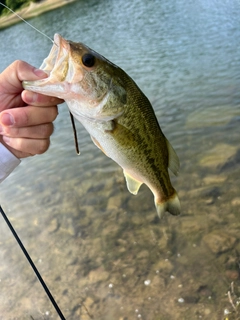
[0,205,66,320]
[0,2,55,45]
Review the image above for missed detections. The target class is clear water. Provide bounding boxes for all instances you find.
[0,0,240,319]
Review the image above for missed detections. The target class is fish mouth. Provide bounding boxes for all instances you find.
[22,34,71,96]
[39,33,68,76]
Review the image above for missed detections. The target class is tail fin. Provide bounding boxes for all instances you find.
[155,191,181,218]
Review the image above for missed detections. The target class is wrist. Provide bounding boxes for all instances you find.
[0,142,21,183]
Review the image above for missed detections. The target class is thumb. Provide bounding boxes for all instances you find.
[0,60,47,94]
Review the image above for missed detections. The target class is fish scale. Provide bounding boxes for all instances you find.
[116,76,172,195]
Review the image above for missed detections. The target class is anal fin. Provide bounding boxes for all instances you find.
[123,170,142,195]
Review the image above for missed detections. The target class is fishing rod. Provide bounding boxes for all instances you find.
[0,205,66,320]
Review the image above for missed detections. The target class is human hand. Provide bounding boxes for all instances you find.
[0,60,63,158]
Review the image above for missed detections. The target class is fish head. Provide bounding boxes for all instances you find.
[23,34,127,121]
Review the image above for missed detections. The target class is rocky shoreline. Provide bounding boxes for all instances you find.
[0,0,77,29]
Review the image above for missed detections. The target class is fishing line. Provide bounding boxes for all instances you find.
[0,2,56,46]
[0,205,66,320]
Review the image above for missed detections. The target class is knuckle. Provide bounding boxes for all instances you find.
[14,60,27,75]
[48,123,54,136]
[40,123,54,138]
[11,127,21,137]
[48,106,58,121]
[21,109,30,126]
[13,108,29,126]
[14,59,29,71]
[36,139,50,154]
[13,137,24,151]
[13,60,22,68]
[53,106,59,119]
[2,126,11,135]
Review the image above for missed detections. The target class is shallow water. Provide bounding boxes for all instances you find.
[0,0,240,319]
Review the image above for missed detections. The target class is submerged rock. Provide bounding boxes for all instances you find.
[185,106,240,129]
[203,231,237,254]
[231,198,240,206]
[199,143,237,169]
[202,175,227,186]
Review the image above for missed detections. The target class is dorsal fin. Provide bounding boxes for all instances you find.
[165,139,180,175]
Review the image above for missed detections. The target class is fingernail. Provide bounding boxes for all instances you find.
[0,113,14,126]
[33,68,47,78]
[24,91,38,103]
[3,136,10,144]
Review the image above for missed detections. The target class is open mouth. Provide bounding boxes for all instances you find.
[38,34,61,74]
[39,33,69,78]
[22,34,70,95]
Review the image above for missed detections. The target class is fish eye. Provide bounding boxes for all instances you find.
[82,53,96,68]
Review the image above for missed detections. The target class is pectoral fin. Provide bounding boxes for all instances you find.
[106,121,138,149]
[123,170,142,195]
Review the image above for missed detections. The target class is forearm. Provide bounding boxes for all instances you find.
[0,143,21,183]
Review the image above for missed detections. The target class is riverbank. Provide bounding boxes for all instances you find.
[0,0,77,30]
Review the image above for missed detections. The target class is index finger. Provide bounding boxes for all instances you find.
[0,105,58,128]
[22,90,64,107]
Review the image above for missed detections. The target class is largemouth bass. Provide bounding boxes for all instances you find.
[23,34,180,217]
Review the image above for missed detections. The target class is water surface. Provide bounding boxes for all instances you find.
[0,0,240,319]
